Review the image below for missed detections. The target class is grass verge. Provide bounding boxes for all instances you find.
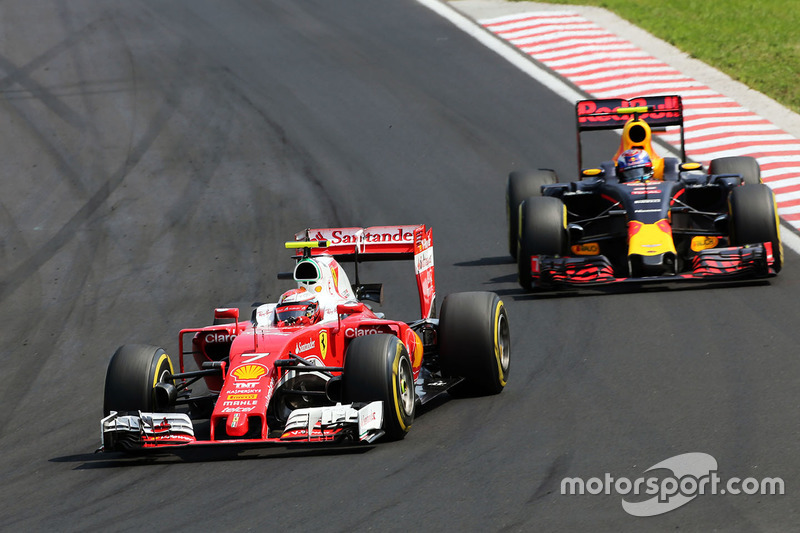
[515,0,800,114]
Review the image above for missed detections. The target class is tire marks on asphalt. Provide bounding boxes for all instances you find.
[0,11,191,436]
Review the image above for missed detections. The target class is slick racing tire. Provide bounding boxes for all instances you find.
[438,291,510,396]
[517,195,567,291]
[343,334,415,441]
[729,184,783,273]
[710,156,761,186]
[103,344,175,415]
[507,169,558,258]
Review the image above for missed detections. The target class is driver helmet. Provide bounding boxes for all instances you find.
[617,149,654,182]
[275,288,322,326]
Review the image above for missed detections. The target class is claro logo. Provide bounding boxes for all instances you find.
[205,333,236,343]
[344,327,384,338]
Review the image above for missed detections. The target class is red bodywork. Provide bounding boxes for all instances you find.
[107,225,436,449]
[173,302,424,444]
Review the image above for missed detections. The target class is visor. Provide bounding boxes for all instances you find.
[622,166,651,181]
[275,304,309,322]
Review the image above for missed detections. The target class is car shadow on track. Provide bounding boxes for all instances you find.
[453,256,515,267]
[508,278,773,301]
[51,442,377,468]
[455,255,774,300]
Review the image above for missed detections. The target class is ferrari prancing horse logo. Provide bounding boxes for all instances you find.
[319,331,328,360]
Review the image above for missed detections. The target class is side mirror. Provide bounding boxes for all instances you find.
[581,168,604,179]
[337,303,365,315]
[214,308,239,321]
[680,162,703,172]
[335,302,366,334]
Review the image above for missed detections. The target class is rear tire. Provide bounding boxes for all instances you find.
[729,184,783,273]
[710,156,761,185]
[439,292,510,396]
[507,170,558,258]
[343,335,415,440]
[517,196,567,290]
[103,344,174,415]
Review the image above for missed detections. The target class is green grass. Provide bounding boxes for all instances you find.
[515,0,800,113]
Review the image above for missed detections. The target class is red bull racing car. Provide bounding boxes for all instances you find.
[506,94,782,290]
[99,225,510,453]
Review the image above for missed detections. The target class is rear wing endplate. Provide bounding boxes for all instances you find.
[293,225,436,319]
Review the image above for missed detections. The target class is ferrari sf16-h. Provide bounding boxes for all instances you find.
[100,225,510,453]
[506,94,782,290]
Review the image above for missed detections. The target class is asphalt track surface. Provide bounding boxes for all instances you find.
[1,1,798,531]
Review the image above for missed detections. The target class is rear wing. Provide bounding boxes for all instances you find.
[296,226,420,259]
[293,225,436,319]
[575,95,685,169]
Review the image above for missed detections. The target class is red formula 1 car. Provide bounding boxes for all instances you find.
[506,95,782,290]
[100,225,510,453]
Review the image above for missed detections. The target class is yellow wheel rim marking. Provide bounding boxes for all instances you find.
[152,353,174,388]
[494,301,507,387]
[772,195,783,265]
[391,342,412,432]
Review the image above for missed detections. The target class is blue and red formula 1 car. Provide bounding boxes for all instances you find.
[100,225,510,453]
[506,94,782,290]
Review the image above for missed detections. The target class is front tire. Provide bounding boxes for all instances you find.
[710,156,761,185]
[507,170,558,258]
[343,335,415,440]
[439,292,510,396]
[103,344,174,415]
[517,196,567,290]
[729,184,783,273]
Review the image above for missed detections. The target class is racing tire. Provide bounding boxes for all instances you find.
[438,291,510,396]
[343,334,415,441]
[729,184,783,273]
[507,169,558,258]
[517,195,567,291]
[103,344,175,415]
[710,156,761,185]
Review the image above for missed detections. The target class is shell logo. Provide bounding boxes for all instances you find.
[232,364,267,381]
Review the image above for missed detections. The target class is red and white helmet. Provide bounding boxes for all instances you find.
[275,288,322,326]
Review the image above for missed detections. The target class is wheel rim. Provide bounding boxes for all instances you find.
[152,353,174,388]
[157,366,171,384]
[496,312,510,374]
[396,356,414,416]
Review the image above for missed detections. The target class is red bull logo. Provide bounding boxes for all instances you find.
[577,96,682,125]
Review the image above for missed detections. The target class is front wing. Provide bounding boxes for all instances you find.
[526,243,776,288]
[100,402,384,453]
